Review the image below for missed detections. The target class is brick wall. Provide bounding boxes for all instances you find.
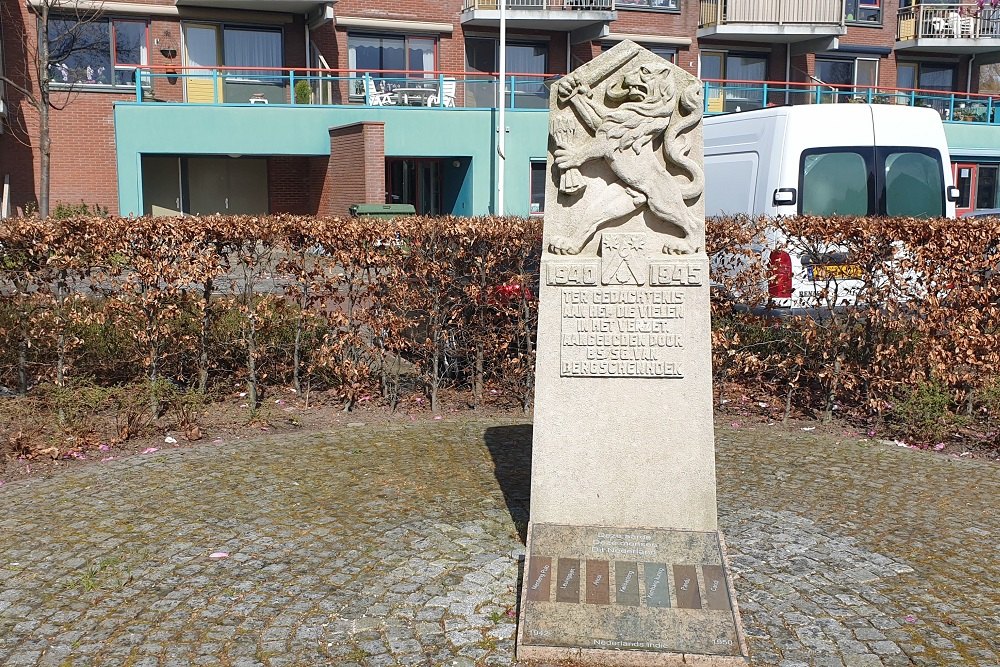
[323,121,386,217]
[1,0,991,217]
[608,7,702,76]
[0,0,309,214]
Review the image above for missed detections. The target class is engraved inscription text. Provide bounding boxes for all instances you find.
[561,288,686,378]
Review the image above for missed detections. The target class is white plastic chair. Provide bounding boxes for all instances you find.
[942,11,975,37]
[365,74,396,106]
[426,77,457,107]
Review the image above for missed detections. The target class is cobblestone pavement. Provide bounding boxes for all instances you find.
[0,421,997,667]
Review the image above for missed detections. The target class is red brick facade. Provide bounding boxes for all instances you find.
[0,0,987,215]
[325,121,386,217]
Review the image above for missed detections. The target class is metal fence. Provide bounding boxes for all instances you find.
[462,0,615,10]
[700,0,846,27]
[897,3,1000,39]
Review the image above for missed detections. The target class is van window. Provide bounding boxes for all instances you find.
[798,146,944,218]
[705,152,758,216]
[884,150,944,217]
[801,150,871,216]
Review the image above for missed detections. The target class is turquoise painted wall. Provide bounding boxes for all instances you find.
[114,103,550,217]
[944,123,1000,160]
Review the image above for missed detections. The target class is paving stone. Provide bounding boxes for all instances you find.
[0,421,996,666]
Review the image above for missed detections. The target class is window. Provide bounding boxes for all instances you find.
[897,62,956,114]
[530,161,546,214]
[701,51,767,112]
[465,37,548,108]
[801,150,872,216]
[897,62,957,92]
[616,0,680,10]
[976,165,999,210]
[48,17,148,87]
[884,150,944,217]
[845,0,881,24]
[349,34,436,96]
[814,57,879,101]
[602,42,675,63]
[798,146,945,217]
[223,27,281,79]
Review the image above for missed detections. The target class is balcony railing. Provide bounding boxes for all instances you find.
[700,0,845,27]
[897,3,1000,40]
[126,66,1000,126]
[130,66,555,110]
[702,78,1000,125]
[462,0,614,10]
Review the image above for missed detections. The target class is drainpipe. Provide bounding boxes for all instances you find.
[968,53,976,95]
[497,0,506,215]
[305,19,311,69]
[785,45,791,105]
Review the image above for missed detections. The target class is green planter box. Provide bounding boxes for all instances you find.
[349,203,416,219]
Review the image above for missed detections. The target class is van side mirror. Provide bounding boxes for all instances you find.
[947,186,961,203]
[773,188,797,206]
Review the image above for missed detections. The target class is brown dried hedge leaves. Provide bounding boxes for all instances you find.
[0,213,997,446]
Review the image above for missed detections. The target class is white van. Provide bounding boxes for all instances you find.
[704,104,958,311]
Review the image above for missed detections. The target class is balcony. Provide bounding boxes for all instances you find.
[174,0,330,11]
[700,78,1000,128]
[129,66,554,110]
[129,66,1000,129]
[698,0,847,42]
[460,0,617,33]
[896,3,1000,54]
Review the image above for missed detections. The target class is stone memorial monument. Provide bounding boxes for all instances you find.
[516,41,749,666]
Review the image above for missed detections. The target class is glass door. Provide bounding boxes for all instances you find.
[184,24,221,103]
[976,164,999,211]
[386,158,442,215]
[952,163,977,217]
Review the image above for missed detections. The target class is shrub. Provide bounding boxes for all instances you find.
[0,212,997,447]
[891,381,960,442]
[294,80,312,105]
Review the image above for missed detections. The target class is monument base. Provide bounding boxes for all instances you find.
[516,524,749,666]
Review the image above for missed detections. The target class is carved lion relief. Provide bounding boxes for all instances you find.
[546,41,705,257]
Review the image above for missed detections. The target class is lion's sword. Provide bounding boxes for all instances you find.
[552,41,642,195]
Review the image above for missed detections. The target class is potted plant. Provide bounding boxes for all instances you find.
[294,80,313,105]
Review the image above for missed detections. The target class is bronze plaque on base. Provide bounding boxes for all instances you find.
[517,524,749,664]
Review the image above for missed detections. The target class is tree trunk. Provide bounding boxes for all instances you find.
[521,295,534,413]
[38,3,52,219]
[246,312,259,411]
[430,325,440,414]
[55,269,66,388]
[823,358,841,425]
[293,282,307,394]
[198,277,212,393]
[55,268,67,423]
[473,347,484,408]
[18,330,28,395]
[783,383,794,424]
[15,276,28,395]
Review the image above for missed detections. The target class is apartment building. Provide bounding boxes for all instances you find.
[2,0,1000,219]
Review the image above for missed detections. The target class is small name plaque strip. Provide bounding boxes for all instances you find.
[520,524,747,659]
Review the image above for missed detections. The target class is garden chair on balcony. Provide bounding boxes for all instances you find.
[931,11,975,37]
[364,74,396,106]
[426,77,457,107]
